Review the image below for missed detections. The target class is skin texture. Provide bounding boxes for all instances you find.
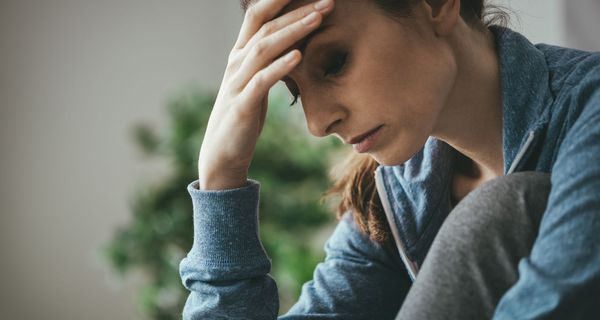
[282,0,455,167]
[280,0,504,185]
[198,0,336,190]
[199,0,504,196]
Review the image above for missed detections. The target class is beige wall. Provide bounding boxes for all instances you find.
[0,1,596,319]
[564,0,600,51]
[495,0,565,45]
[0,1,241,319]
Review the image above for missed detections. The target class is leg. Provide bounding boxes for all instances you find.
[396,172,551,320]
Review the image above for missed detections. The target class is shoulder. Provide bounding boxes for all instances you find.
[538,44,600,140]
[537,43,600,100]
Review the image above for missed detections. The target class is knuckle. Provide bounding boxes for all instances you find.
[245,6,259,22]
[301,6,315,17]
[227,51,242,67]
[251,42,267,58]
[290,20,304,34]
[253,72,266,87]
[227,50,239,65]
[227,48,237,60]
[259,23,274,38]
[226,62,240,77]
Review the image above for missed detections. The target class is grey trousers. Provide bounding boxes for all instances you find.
[396,172,552,320]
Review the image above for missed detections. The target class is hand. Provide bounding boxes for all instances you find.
[198,0,334,190]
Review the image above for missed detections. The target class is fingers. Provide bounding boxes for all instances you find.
[232,11,323,90]
[238,50,301,113]
[234,0,293,49]
[243,0,334,53]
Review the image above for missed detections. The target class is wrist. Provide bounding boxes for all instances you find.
[198,170,248,191]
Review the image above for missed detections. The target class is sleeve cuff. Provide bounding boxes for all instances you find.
[184,179,271,279]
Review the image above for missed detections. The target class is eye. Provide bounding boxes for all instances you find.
[323,51,348,77]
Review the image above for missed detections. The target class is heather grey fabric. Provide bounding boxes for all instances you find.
[397,172,551,320]
[181,25,600,319]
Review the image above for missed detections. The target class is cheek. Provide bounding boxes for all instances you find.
[384,46,456,132]
[360,48,456,165]
[419,51,457,115]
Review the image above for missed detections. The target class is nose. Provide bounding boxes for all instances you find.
[302,98,346,138]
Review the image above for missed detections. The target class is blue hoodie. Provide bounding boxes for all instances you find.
[179,26,600,319]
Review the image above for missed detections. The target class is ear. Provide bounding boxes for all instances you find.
[424,0,461,36]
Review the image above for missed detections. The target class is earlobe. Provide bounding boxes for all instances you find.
[425,0,461,36]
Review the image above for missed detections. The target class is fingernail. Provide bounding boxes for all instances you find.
[284,51,297,63]
[314,0,332,11]
[302,11,319,25]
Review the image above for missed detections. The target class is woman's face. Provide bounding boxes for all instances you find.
[281,0,458,165]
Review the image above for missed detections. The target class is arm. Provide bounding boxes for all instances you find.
[179,179,411,319]
[493,90,600,319]
[179,180,276,319]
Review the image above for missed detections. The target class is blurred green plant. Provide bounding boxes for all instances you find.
[104,85,343,319]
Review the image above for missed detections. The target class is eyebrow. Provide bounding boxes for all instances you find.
[297,24,332,55]
[280,24,332,84]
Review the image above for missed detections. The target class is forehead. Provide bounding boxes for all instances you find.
[270,0,368,57]
[277,0,372,22]
[280,0,314,12]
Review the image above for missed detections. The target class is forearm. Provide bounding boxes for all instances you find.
[179,179,279,319]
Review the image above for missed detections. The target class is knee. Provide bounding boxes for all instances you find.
[464,171,551,218]
[477,171,551,198]
[410,174,553,318]
[441,171,552,247]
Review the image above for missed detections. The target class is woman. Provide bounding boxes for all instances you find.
[179,0,600,318]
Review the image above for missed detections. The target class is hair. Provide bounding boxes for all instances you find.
[239,0,508,245]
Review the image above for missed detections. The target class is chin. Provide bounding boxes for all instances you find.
[370,152,409,167]
[371,141,426,166]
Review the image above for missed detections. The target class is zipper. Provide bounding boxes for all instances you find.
[374,170,419,281]
[507,130,536,174]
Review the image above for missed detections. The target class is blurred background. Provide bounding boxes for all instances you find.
[1,0,598,319]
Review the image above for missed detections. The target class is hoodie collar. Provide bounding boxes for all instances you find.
[376,26,554,264]
[490,26,553,173]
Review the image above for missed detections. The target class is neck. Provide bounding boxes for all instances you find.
[432,21,504,177]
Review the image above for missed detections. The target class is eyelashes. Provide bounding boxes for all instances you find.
[290,93,300,107]
[284,77,301,107]
[288,50,349,107]
[323,51,348,77]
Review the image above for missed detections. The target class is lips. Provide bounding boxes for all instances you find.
[348,125,383,154]
[347,125,383,145]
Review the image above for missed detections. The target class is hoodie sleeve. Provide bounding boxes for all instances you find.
[493,78,600,319]
[179,179,411,319]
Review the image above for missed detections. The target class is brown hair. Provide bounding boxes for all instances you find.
[325,152,392,243]
[239,0,506,244]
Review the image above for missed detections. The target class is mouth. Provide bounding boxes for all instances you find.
[346,125,383,153]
